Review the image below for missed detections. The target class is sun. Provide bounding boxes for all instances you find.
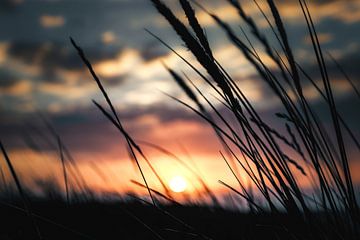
[169,176,187,193]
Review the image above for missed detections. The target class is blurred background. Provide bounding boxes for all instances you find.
[0,0,359,202]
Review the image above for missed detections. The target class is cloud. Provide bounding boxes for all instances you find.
[5,41,123,84]
[272,1,360,24]
[39,82,91,98]
[39,15,65,28]
[101,31,117,45]
[0,102,201,150]
[94,48,142,78]
[0,0,358,119]
[187,4,239,27]
[304,51,360,83]
[0,66,21,88]
[0,42,9,64]
[8,41,119,70]
[171,1,360,31]
[140,41,169,62]
[0,0,23,11]
[0,80,32,96]
[304,33,333,45]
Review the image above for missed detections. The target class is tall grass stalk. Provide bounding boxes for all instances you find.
[63,0,360,238]
[57,136,69,204]
[150,0,359,238]
[0,141,43,239]
[70,38,171,205]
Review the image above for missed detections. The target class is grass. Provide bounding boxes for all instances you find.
[148,0,360,238]
[1,0,359,239]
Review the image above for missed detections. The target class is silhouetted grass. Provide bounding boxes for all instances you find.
[150,0,359,239]
[0,141,43,239]
[1,0,359,239]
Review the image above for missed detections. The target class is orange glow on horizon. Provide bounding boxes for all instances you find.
[2,133,360,204]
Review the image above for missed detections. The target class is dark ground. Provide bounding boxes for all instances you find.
[0,198,325,240]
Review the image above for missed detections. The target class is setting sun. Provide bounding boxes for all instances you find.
[169,176,188,193]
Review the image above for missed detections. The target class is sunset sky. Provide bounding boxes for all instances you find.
[1,0,360,201]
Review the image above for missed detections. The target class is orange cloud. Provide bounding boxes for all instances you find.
[101,31,117,45]
[39,82,96,100]
[0,42,9,64]
[277,1,360,24]
[94,49,141,78]
[0,79,32,95]
[170,1,360,29]
[40,15,65,28]
[304,33,333,45]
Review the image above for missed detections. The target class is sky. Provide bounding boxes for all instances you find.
[0,0,360,202]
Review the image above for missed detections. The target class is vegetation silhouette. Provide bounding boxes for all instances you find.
[1,0,359,239]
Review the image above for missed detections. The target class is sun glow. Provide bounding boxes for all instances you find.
[169,176,188,193]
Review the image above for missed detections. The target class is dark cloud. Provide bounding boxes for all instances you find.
[6,41,123,82]
[0,102,203,153]
[2,90,358,155]
[101,74,128,86]
[48,103,200,128]
[8,41,121,70]
[330,53,360,81]
[121,104,198,124]
[295,52,360,85]
[140,41,169,62]
[0,66,21,88]
[0,0,22,12]
[243,49,360,89]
